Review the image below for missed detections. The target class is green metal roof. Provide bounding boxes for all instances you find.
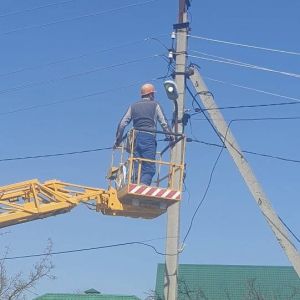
[34,294,140,300]
[155,263,300,300]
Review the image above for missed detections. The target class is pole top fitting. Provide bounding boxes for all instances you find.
[173,22,190,30]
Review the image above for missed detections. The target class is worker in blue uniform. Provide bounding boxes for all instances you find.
[114,83,173,186]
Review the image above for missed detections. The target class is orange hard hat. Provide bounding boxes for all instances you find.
[140,83,156,96]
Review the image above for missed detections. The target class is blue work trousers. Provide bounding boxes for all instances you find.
[133,132,156,185]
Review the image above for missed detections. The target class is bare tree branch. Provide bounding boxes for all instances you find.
[246,278,266,300]
[144,289,163,300]
[0,239,55,300]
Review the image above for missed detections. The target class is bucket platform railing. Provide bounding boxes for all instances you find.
[106,129,185,218]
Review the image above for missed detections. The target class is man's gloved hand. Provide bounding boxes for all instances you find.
[164,135,176,147]
[113,137,122,149]
[169,135,176,147]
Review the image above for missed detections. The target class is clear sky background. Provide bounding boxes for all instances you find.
[0,0,299,298]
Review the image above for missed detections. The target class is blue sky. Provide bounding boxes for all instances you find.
[0,0,299,298]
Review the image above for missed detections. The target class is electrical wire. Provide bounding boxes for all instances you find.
[185,119,300,246]
[159,55,175,79]
[191,104,300,241]
[182,132,225,244]
[145,34,177,79]
[203,76,300,103]
[3,237,178,260]
[186,84,225,146]
[229,116,300,122]
[83,202,97,211]
[187,70,300,165]
[242,149,300,164]
[183,85,300,243]
[227,117,300,159]
[188,34,300,57]
[183,182,191,205]
[0,75,165,117]
[190,114,300,163]
[188,54,300,79]
[190,138,300,164]
[0,54,162,96]
[187,99,255,244]
[190,101,300,113]
[0,147,112,163]
[2,130,299,164]
[191,50,300,76]
[191,50,247,64]
[0,0,76,18]
[187,77,245,169]
[188,64,300,116]
[188,64,300,113]
[261,212,299,247]
[279,217,300,243]
[0,39,150,78]
[146,37,170,50]
[182,87,228,244]
[0,0,159,37]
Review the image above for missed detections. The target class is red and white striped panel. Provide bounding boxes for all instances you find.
[128,184,181,201]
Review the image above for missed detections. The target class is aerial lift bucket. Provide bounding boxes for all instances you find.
[106,129,185,219]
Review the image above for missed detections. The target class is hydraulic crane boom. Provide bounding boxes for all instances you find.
[0,179,108,228]
[0,178,177,228]
[0,179,162,227]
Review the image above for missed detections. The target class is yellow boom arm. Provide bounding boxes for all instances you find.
[0,178,169,228]
[0,179,109,228]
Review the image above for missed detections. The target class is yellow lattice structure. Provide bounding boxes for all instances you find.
[0,177,173,228]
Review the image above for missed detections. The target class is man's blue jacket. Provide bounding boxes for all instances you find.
[115,97,172,143]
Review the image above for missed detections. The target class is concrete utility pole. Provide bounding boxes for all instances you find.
[189,66,300,278]
[164,1,189,299]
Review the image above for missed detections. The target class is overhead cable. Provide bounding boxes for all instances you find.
[191,50,299,73]
[185,122,299,246]
[146,37,170,50]
[0,0,159,37]
[188,65,300,163]
[243,149,300,164]
[0,54,161,96]
[0,0,76,18]
[191,114,300,165]
[187,79,300,164]
[3,237,178,260]
[0,39,149,78]
[189,34,300,57]
[2,132,299,164]
[261,212,299,247]
[230,116,300,122]
[279,217,300,243]
[182,134,225,244]
[190,138,300,164]
[191,101,300,113]
[185,93,300,245]
[188,53,300,79]
[181,86,228,244]
[0,75,165,117]
[186,84,225,146]
[203,76,300,103]
[0,147,113,163]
